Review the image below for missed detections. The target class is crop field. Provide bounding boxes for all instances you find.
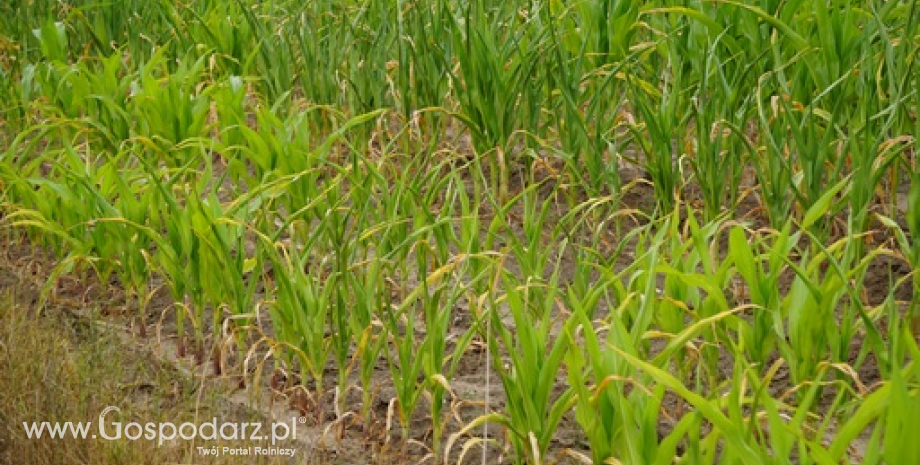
[0,0,918,464]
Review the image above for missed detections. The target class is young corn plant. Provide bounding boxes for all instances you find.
[187,191,261,345]
[131,144,219,358]
[129,48,212,168]
[263,232,334,418]
[543,0,640,195]
[482,270,576,465]
[1,155,116,289]
[313,178,360,415]
[345,256,388,427]
[83,155,157,337]
[72,0,168,59]
[729,225,787,367]
[470,183,579,464]
[626,49,688,213]
[613,346,767,464]
[775,179,891,388]
[563,269,669,465]
[449,0,547,155]
[395,0,453,117]
[24,49,134,154]
[418,259,472,459]
[413,169,485,458]
[653,207,737,387]
[233,0,298,103]
[1,137,160,338]
[290,1,350,110]
[876,169,920,343]
[685,33,755,219]
[0,132,84,257]
[364,144,454,448]
[380,244,453,449]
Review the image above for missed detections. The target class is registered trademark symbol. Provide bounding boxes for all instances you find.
[298,417,307,424]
